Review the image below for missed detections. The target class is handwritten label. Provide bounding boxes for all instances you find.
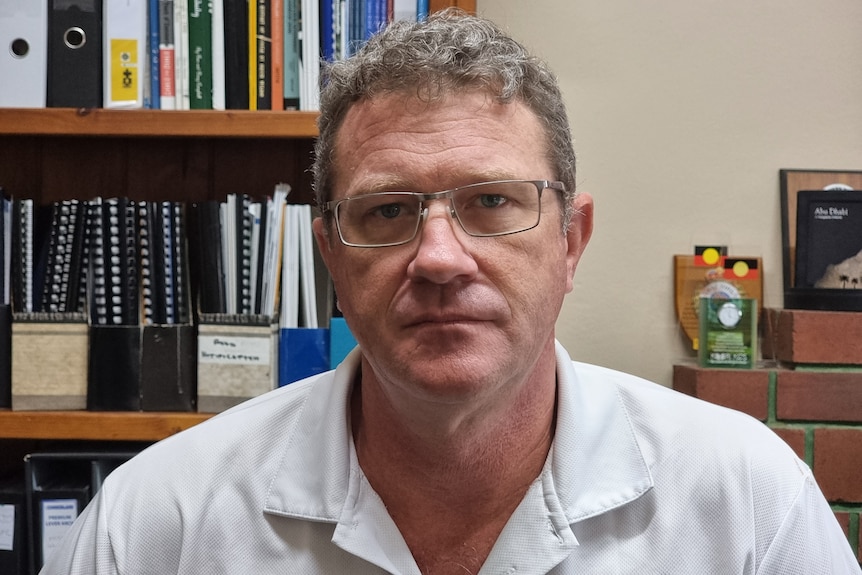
[0,504,14,551]
[198,335,271,366]
[41,499,78,563]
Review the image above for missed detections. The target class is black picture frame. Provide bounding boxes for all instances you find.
[780,169,862,311]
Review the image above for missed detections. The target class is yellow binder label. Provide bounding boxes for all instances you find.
[110,39,139,103]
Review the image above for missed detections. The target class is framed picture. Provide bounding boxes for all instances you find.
[780,169,862,310]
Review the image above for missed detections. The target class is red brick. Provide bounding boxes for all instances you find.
[672,364,770,421]
[813,428,862,503]
[834,511,850,538]
[776,370,862,423]
[763,308,862,365]
[770,426,807,460]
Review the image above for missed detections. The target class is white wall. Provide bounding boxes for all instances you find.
[478,0,862,386]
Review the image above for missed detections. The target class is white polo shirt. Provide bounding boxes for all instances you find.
[42,342,860,574]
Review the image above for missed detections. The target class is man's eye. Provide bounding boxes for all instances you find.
[376,203,402,219]
[479,194,507,208]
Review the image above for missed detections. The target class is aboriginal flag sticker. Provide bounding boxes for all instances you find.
[724,258,759,280]
[694,246,727,267]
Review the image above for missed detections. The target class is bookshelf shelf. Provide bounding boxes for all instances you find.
[0,410,212,441]
[0,108,320,139]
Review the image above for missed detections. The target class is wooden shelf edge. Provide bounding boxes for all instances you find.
[0,108,319,138]
[0,410,212,441]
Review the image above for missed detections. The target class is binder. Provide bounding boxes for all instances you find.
[0,475,27,575]
[197,314,279,412]
[47,0,103,108]
[88,324,196,411]
[0,1,47,107]
[11,313,89,411]
[25,452,136,574]
[0,305,10,408]
[103,0,147,108]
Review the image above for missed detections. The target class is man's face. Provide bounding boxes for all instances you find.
[314,91,592,407]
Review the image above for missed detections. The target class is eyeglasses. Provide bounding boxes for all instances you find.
[322,179,566,248]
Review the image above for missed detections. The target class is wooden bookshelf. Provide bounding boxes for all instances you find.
[0,410,212,441]
[0,108,319,205]
[0,108,319,138]
[0,108,319,455]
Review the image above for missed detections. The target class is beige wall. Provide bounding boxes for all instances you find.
[478,0,862,386]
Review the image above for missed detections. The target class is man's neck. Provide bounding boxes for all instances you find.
[351,350,558,573]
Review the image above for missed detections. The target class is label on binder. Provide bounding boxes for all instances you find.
[199,335,271,365]
[109,38,140,103]
[0,504,14,551]
[41,499,78,564]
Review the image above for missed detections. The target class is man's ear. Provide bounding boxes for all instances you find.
[565,192,594,293]
[312,216,336,272]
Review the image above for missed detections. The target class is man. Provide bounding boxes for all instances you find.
[43,9,859,575]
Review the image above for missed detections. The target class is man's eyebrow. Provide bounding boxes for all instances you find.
[347,170,524,196]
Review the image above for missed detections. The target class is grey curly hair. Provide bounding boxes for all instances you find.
[313,8,578,229]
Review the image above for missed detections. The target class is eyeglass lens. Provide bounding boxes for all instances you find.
[335,181,545,247]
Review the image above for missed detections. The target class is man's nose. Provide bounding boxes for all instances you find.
[406,201,478,284]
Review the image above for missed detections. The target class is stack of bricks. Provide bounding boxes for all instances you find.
[673,308,862,564]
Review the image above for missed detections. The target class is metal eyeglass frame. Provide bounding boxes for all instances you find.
[322,179,566,248]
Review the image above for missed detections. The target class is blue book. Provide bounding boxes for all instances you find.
[278,327,330,386]
[320,0,335,61]
[416,0,428,20]
[148,0,161,108]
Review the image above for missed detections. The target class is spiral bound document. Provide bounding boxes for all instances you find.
[160,201,176,323]
[172,202,188,323]
[0,192,10,307]
[87,198,106,325]
[236,194,254,314]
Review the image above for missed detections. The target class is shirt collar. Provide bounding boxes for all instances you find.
[550,340,654,523]
[263,342,654,549]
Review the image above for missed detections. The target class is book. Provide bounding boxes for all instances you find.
[320,0,336,61]
[248,0,257,109]
[211,0,226,109]
[392,0,417,21]
[270,0,283,110]
[260,184,289,317]
[298,0,320,110]
[283,0,300,109]
[175,0,190,109]
[158,0,177,109]
[188,0,214,108]
[255,0,272,109]
[223,0,249,109]
[148,0,161,108]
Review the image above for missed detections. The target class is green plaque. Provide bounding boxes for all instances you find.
[698,297,757,369]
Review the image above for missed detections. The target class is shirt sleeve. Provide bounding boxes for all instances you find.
[38,487,119,575]
[757,473,861,575]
